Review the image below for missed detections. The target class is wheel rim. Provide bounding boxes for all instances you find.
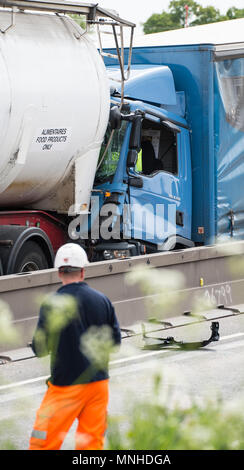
[20,261,40,272]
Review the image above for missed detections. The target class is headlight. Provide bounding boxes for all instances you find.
[103,249,130,260]
[113,249,130,259]
[103,250,113,260]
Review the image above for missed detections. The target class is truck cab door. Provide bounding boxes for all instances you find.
[127,117,192,249]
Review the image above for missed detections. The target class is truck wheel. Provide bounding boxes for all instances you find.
[13,241,49,273]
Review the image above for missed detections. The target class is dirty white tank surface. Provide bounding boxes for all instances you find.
[0,9,110,213]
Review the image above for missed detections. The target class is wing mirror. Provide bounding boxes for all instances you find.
[127,114,143,168]
[109,106,121,130]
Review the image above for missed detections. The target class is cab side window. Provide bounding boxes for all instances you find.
[136,120,178,176]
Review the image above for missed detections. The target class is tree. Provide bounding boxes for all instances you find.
[191,5,224,25]
[143,0,199,33]
[226,7,244,20]
[143,1,244,34]
[168,0,199,27]
[143,12,180,34]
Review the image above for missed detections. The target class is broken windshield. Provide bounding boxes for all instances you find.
[95,121,127,184]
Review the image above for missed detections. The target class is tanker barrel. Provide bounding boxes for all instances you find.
[0,1,136,28]
[0,6,110,214]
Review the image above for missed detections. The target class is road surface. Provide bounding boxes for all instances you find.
[0,314,244,450]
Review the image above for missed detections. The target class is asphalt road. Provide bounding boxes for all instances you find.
[1,313,244,450]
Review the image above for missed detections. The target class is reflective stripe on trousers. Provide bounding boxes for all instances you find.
[29,379,109,450]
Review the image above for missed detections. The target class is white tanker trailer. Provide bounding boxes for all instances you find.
[0,1,110,213]
[0,4,110,212]
[0,0,135,274]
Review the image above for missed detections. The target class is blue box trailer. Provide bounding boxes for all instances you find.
[101,20,244,249]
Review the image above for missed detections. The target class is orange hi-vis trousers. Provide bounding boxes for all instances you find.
[29,379,109,450]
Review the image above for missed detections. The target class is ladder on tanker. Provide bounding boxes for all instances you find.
[0,0,135,100]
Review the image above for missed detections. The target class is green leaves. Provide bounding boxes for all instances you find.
[143,1,244,34]
[143,12,180,34]
[126,265,185,321]
[227,7,244,20]
[33,294,78,358]
[80,325,115,370]
[107,373,244,450]
[0,300,20,346]
[43,294,78,335]
[70,14,86,30]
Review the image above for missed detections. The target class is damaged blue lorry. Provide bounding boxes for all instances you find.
[87,21,244,260]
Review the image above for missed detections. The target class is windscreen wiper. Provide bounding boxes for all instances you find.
[141,322,220,351]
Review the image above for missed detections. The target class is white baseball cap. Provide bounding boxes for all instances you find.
[54,243,89,270]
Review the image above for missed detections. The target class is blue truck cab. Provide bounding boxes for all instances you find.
[88,20,244,260]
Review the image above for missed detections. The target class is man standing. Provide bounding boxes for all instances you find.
[29,243,121,450]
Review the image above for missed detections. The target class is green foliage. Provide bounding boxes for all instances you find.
[110,261,244,450]
[0,302,25,450]
[0,300,20,346]
[227,7,244,20]
[191,5,224,25]
[43,294,78,335]
[143,1,244,34]
[81,325,116,370]
[143,12,180,34]
[33,294,78,358]
[169,0,199,26]
[126,265,185,320]
[107,373,244,450]
[70,14,86,30]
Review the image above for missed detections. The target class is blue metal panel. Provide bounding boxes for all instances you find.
[214,58,244,240]
[121,66,177,106]
[108,64,186,117]
[105,44,217,244]
[124,102,192,245]
[105,44,244,244]
[127,132,192,245]
[202,52,216,245]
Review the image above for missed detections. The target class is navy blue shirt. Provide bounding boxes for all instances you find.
[32,282,121,386]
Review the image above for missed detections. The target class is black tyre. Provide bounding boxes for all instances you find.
[13,241,49,273]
